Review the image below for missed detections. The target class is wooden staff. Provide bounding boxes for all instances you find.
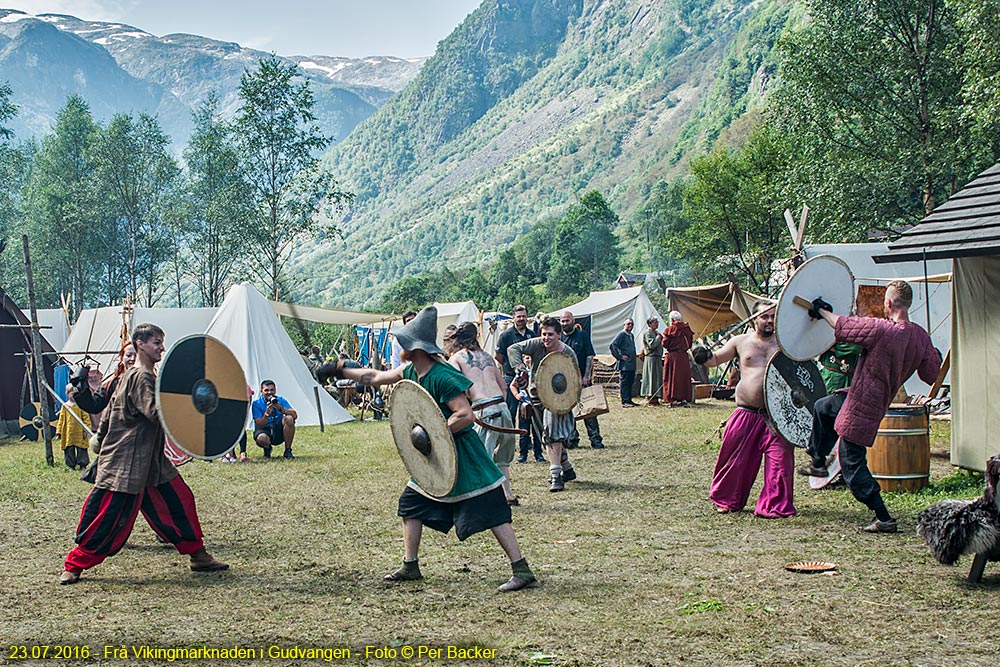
[23,235,54,466]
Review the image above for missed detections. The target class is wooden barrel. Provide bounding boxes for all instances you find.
[868,404,930,493]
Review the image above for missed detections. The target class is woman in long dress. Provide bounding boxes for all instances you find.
[640,317,663,406]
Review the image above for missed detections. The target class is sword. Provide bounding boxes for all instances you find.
[40,379,96,437]
[472,415,528,435]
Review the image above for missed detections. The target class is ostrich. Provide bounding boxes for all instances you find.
[917,455,1000,582]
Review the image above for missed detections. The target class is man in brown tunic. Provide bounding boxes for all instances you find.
[60,323,227,585]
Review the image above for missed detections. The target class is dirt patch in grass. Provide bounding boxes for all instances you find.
[1,401,996,666]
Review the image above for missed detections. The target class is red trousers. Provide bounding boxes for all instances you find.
[64,475,204,572]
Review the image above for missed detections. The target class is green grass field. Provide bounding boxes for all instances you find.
[1,400,996,666]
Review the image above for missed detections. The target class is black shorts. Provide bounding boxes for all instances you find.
[254,423,284,446]
[397,485,511,541]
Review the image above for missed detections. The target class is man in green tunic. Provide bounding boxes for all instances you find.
[319,306,536,592]
[818,342,861,392]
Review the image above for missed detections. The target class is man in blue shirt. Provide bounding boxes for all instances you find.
[251,380,298,459]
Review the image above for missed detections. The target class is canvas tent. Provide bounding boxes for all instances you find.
[433,301,480,347]
[805,243,952,396]
[60,305,218,376]
[205,283,353,427]
[23,308,69,350]
[269,300,396,325]
[1,287,56,433]
[552,287,663,356]
[874,161,1000,472]
[374,301,481,357]
[666,283,766,340]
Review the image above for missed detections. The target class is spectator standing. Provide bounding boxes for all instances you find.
[560,311,605,449]
[640,317,663,406]
[56,385,92,470]
[610,318,638,407]
[662,311,694,406]
[495,305,544,463]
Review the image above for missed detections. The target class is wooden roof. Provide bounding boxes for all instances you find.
[874,162,1000,263]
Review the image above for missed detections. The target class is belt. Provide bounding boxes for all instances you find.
[472,397,505,411]
[821,364,849,375]
[737,405,768,415]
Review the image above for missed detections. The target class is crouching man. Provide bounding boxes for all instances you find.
[251,380,298,459]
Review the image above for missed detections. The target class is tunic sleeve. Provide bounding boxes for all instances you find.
[917,343,943,385]
[507,339,528,373]
[128,371,160,422]
[834,316,888,348]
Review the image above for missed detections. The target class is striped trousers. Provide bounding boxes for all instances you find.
[64,475,204,573]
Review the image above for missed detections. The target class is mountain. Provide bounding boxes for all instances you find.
[292,0,793,308]
[0,8,427,146]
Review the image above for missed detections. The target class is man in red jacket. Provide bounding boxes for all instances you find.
[804,280,941,533]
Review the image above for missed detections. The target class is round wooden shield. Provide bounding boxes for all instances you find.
[535,351,582,415]
[18,402,56,441]
[388,380,457,497]
[156,334,249,460]
[775,255,855,361]
[764,351,826,448]
[808,442,843,490]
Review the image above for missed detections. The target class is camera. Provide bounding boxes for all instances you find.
[268,396,280,407]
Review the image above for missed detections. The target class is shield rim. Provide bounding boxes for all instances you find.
[535,351,583,415]
[155,333,249,461]
[388,379,458,497]
[763,350,826,448]
[775,254,855,362]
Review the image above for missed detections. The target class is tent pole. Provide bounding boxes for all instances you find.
[314,385,324,432]
[22,235,54,466]
[922,248,931,331]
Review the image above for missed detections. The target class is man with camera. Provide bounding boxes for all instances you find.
[251,380,298,459]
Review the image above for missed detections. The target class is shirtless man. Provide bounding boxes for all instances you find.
[449,322,518,505]
[694,300,795,518]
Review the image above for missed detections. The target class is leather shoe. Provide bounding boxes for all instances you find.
[797,463,828,477]
[384,563,423,581]
[861,518,897,533]
[515,454,527,463]
[561,468,576,482]
[591,442,605,449]
[59,570,81,585]
[497,574,536,592]
[190,548,229,572]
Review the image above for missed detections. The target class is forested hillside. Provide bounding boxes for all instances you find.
[294,0,793,307]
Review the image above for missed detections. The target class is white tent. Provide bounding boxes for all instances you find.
[269,299,396,325]
[23,308,69,350]
[551,286,663,356]
[205,283,353,427]
[805,243,951,395]
[60,306,127,373]
[61,305,218,375]
[432,301,480,347]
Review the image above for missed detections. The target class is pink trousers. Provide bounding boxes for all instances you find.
[709,408,795,518]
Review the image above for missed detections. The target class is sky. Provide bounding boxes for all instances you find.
[0,0,483,58]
